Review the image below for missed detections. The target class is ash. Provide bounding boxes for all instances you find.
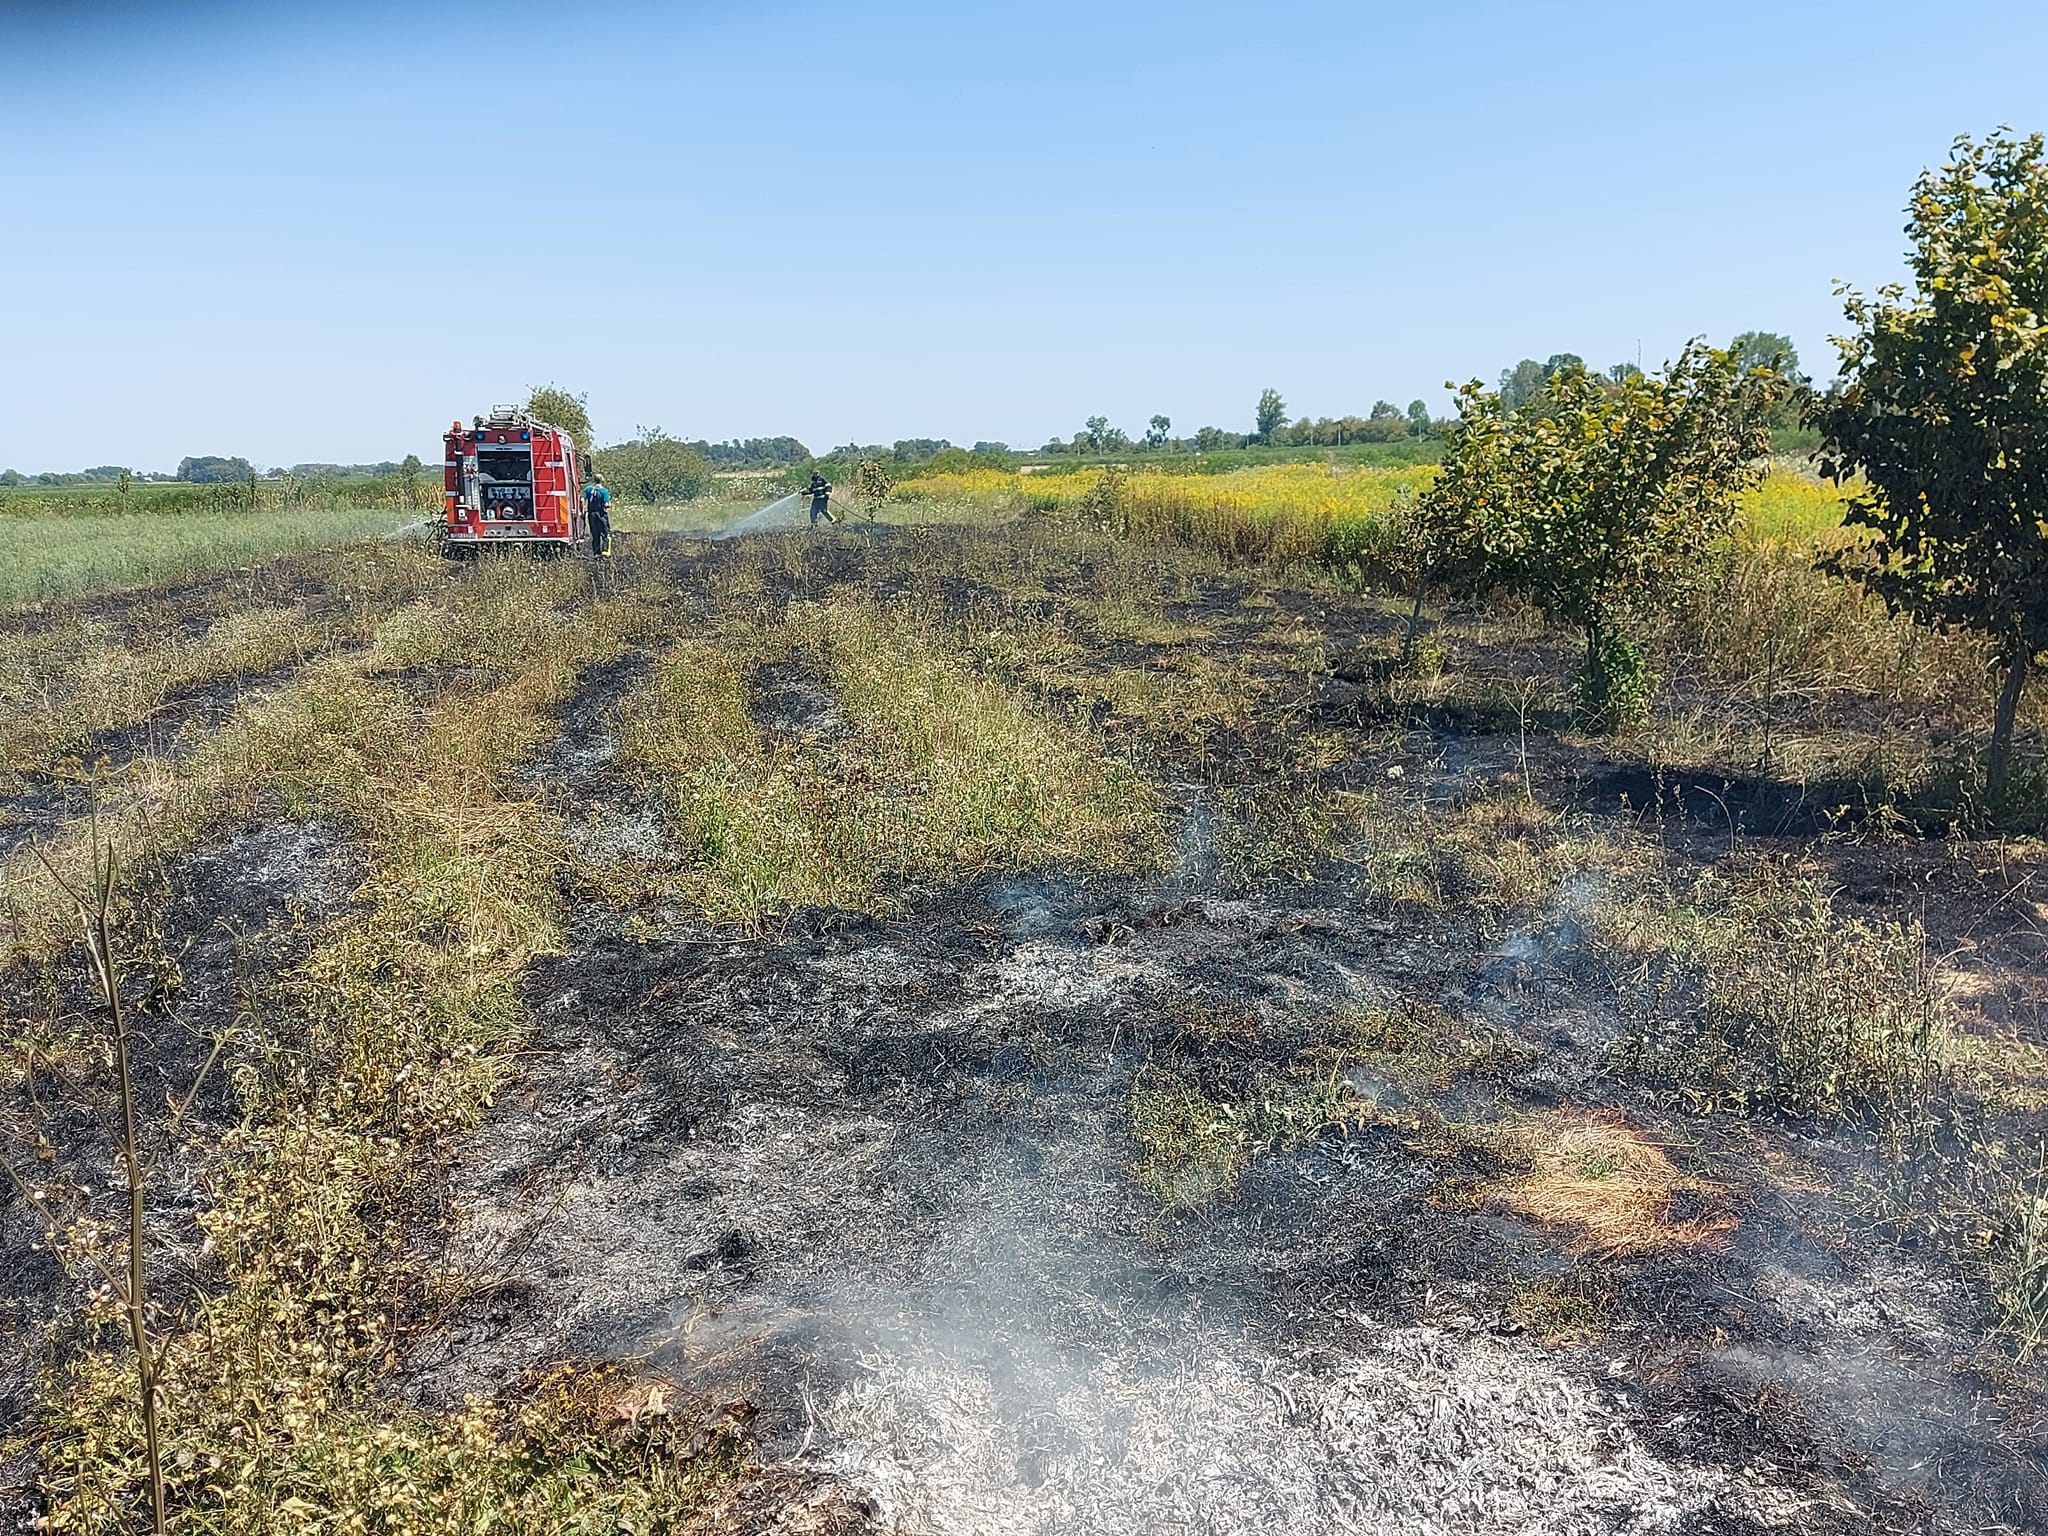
[415,856,1922,1536]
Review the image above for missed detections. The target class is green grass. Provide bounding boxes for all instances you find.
[0,507,417,609]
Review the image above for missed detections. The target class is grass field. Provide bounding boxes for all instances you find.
[0,505,421,608]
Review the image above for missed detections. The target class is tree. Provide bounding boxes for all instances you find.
[1145,415,1172,450]
[1731,330,1802,381]
[1500,355,1589,414]
[175,455,255,483]
[1255,388,1287,443]
[1498,359,1547,412]
[1083,416,1110,453]
[595,426,712,504]
[525,384,593,458]
[1812,131,2048,805]
[1407,399,1431,438]
[1421,345,1774,728]
[1192,426,1239,453]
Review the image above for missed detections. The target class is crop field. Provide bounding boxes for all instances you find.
[891,461,1856,568]
[0,502,2044,1534]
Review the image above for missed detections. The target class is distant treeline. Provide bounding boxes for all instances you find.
[2,455,419,487]
[0,473,436,518]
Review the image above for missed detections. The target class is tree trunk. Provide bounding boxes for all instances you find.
[1987,641,2031,807]
[1401,582,1427,669]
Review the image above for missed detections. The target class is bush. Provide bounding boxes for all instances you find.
[595,429,712,504]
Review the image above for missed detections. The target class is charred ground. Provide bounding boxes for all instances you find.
[2,521,2045,1533]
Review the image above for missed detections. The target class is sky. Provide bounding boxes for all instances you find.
[3,0,2047,473]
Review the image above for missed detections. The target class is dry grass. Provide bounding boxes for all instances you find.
[1602,860,1951,1121]
[1492,1107,1739,1257]
[5,557,757,1532]
[611,594,1161,925]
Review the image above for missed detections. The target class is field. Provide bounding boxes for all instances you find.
[1,492,2044,1534]
[890,459,1856,566]
[0,481,434,609]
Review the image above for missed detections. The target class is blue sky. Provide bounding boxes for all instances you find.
[4,0,2046,472]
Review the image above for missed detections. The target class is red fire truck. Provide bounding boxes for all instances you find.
[442,406,586,556]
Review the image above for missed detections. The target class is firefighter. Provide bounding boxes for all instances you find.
[583,473,613,556]
[806,471,836,527]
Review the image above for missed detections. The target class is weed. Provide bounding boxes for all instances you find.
[1509,1275,1617,1345]
[613,597,1160,925]
[1329,1000,1519,1093]
[1126,1063,1356,1208]
[1605,862,1950,1120]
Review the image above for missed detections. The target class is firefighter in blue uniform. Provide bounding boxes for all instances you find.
[583,473,613,556]
[806,471,836,527]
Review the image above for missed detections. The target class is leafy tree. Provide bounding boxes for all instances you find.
[1145,415,1172,449]
[1407,399,1432,438]
[1812,131,2048,804]
[1083,416,1110,453]
[1498,359,1547,412]
[525,385,593,458]
[1731,330,1802,381]
[1500,355,1590,414]
[0,470,20,486]
[595,426,711,503]
[702,436,810,466]
[176,455,255,483]
[1422,346,1774,728]
[1192,426,1240,452]
[1255,388,1287,443]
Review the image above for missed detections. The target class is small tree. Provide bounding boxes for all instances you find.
[1406,399,1431,438]
[854,457,893,519]
[1145,414,1172,449]
[1422,346,1774,728]
[525,384,593,458]
[1812,131,2048,806]
[1255,388,1287,443]
[596,427,711,504]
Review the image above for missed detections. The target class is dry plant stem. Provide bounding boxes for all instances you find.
[40,836,167,1536]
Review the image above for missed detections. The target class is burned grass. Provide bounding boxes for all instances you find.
[3,522,2048,1533]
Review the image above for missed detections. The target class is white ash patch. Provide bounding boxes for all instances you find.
[806,946,935,992]
[566,800,669,864]
[184,816,357,915]
[809,1312,1726,1536]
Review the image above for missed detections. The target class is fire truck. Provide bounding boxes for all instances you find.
[442,406,586,556]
